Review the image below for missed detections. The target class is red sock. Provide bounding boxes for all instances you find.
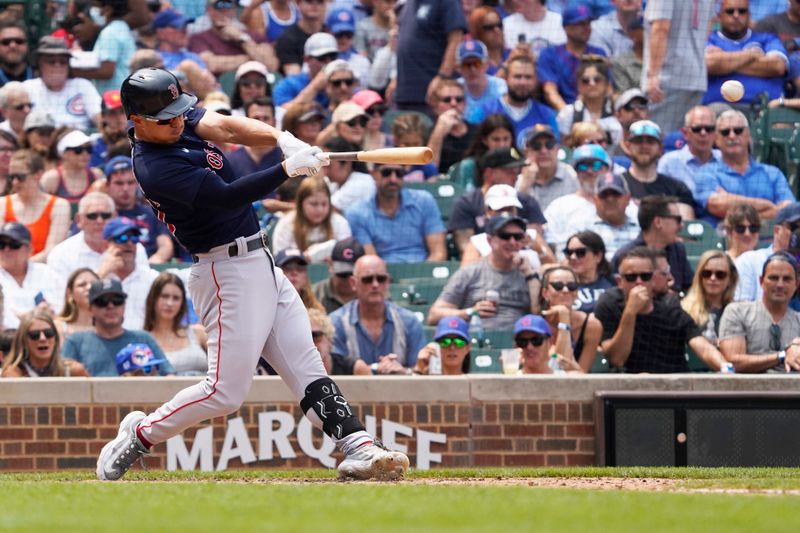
[136,426,153,450]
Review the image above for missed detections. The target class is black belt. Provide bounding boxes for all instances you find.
[192,232,269,263]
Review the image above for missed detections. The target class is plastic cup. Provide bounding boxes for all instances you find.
[501,348,520,375]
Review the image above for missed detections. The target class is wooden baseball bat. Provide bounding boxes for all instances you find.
[325,147,433,165]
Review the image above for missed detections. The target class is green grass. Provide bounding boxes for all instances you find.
[2,468,800,533]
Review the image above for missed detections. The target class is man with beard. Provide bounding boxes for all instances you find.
[0,20,32,87]
[480,55,558,149]
[90,90,130,169]
[704,0,788,107]
[622,120,695,220]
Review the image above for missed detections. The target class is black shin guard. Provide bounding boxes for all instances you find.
[300,377,365,440]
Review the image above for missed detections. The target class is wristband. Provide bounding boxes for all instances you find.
[778,350,786,365]
[525,273,540,282]
[557,322,571,332]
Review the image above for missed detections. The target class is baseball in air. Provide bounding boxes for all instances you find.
[721,80,745,102]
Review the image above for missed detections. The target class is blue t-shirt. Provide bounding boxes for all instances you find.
[345,187,445,262]
[273,72,329,107]
[537,43,607,105]
[158,49,209,72]
[131,107,263,253]
[63,329,175,377]
[459,76,508,125]
[93,19,137,95]
[480,98,559,149]
[704,29,788,104]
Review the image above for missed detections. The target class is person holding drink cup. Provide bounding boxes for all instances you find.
[414,317,471,375]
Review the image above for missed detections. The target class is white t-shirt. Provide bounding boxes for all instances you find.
[503,11,566,57]
[271,210,352,257]
[23,77,101,130]
[327,171,376,211]
[0,262,65,328]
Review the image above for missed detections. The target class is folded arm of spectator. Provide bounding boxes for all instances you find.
[706,189,781,220]
[705,45,761,76]
[687,335,728,372]
[736,52,787,78]
[718,334,796,372]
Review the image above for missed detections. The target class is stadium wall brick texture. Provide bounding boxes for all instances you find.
[0,376,795,471]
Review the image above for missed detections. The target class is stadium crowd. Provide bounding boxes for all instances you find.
[1,0,800,379]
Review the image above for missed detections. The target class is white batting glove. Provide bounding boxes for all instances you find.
[277,131,311,158]
[283,146,330,177]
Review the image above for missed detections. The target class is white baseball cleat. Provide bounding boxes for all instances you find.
[96,410,150,481]
[337,441,410,481]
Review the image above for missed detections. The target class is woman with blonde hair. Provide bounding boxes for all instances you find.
[55,267,100,338]
[1,311,88,377]
[271,176,351,260]
[681,250,738,344]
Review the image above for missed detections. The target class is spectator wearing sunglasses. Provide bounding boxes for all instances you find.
[330,254,425,374]
[656,106,721,198]
[1,150,71,262]
[312,236,365,314]
[0,81,32,142]
[564,230,616,313]
[612,195,694,293]
[40,130,104,205]
[19,111,55,168]
[318,101,368,148]
[428,80,477,173]
[62,278,174,377]
[0,311,87,377]
[555,59,621,147]
[274,33,339,109]
[455,39,507,126]
[719,252,800,373]
[430,214,540,329]
[95,217,159,330]
[517,125,577,211]
[231,61,272,117]
[346,161,446,262]
[351,90,389,152]
[414,317,471,375]
[467,6,509,77]
[0,20,32,88]
[703,0,788,108]
[513,314,580,374]
[327,8,371,89]
[681,250,738,346]
[695,110,795,226]
[723,203,762,260]
[596,246,728,373]
[613,89,648,149]
[0,222,64,328]
[23,36,102,131]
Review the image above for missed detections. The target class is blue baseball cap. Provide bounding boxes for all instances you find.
[434,316,470,342]
[775,202,800,225]
[327,7,356,34]
[562,4,592,26]
[103,217,141,240]
[663,130,686,152]
[104,155,132,177]
[152,9,194,30]
[571,144,611,168]
[456,39,488,63]
[629,120,662,141]
[513,314,552,337]
[116,343,167,375]
[274,248,308,267]
[595,172,629,195]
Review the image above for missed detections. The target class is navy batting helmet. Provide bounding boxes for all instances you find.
[120,68,198,120]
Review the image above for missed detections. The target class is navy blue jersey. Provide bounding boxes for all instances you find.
[131,108,262,253]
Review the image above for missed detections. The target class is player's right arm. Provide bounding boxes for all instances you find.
[194,110,308,157]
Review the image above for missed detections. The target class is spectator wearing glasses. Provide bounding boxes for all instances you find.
[330,254,425,374]
[703,0,788,108]
[0,312,87,378]
[514,314,580,374]
[556,58,621,146]
[414,317,471,375]
[0,82,32,142]
[95,217,159,330]
[455,39,507,125]
[734,202,800,302]
[0,222,64,328]
[723,203,762,260]
[613,88,649,150]
[1,150,70,262]
[597,246,728,373]
[231,62,272,117]
[695,110,795,226]
[313,236,365,314]
[318,101,368,148]
[518,125,578,211]
[62,278,175,377]
[346,161,446,262]
[430,214,540,329]
[656,106,721,198]
[0,20,32,88]
[275,0,327,76]
[322,137,375,212]
[467,6,508,76]
[622,120,695,220]
[613,195,694,293]
[41,130,103,205]
[274,32,338,108]
[564,230,616,313]
[23,36,102,130]
[351,90,389,151]
[428,80,477,173]
[682,250,738,345]
[719,252,800,373]
[327,8,371,88]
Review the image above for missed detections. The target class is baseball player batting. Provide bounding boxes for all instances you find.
[95,68,409,481]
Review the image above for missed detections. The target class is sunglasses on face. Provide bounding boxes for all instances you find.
[529,139,556,151]
[27,327,57,341]
[67,145,92,155]
[660,214,683,224]
[496,231,525,241]
[516,336,546,348]
[621,271,654,282]
[549,281,579,292]
[580,75,605,85]
[85,211,113,221]
[482,22,503,31]
[94,295,126,307]
[622,102,647,112]
[701,269,728,280]
[438,337,468,348]
[439,95,464,104]
[0,37,26,46]
[311,330,325,341]
[12,102,33,112]
[315,52,338,63]
[461,60,483,70]
[330,77,355,88]
[345,116,368,128]
[366,105,386,116]
[689,124,715,134]
[563,246,588,259]
[719,127,745,137]
[359,274,389,284]
[7,173,28,182]
[732,224,760,234]
[724,7,748,15]
[334,272,353,279]
[576,160,606,173]
[379,166,404,178]
[144,116,180,126]
[240,78,267,88]
[0,240,23,250]
[111,232,140,244]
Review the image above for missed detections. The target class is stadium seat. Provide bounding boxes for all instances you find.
[680,220,723,257]
[590,351,611,373]
[387,261,460,283]
[405,181,465,222]
[389,278,447,306]
[470,348,503,373]
[307,263,328,283]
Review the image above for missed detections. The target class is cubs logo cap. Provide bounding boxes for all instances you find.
[115,343,167,375]
[434,316,470,342]
[121,67,198,120]
[331,237,365,274]
[104,156,133,177]
[103,217,142,240]
[456,39,488,64]
[513,314,552,337]
[326,7,356,34]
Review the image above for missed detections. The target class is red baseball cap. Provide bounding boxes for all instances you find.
[102,90,123,111]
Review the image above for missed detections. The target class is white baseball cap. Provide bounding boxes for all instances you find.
[57,130,93,156]
[484,184,522,211]
[304,32,338,58]
[234,60,268,82]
